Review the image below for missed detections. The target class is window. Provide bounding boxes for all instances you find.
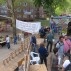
[18,2,22,6]
[1,10,7,14]
[31,15,33,18]
[23,2,27,6]
[23,9,27,13]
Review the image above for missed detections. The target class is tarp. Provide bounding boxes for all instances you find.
[16,20,41,34]
[50,16,71,24]
[51,16,71,19]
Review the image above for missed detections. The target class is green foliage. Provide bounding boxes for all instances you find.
[34,0,42,7]
[0,0,6,4]
[0,0,71,16]
[41,20,49,26]
[14,0,34,7]
[35,19,49,26]
[33,0,71,16]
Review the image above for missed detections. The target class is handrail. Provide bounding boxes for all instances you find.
[2,36,31,71]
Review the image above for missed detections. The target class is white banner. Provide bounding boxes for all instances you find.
[16,20,41,34]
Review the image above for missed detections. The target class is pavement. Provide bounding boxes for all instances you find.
[0,42,21,62]
[0,36,30,71]
[0,32,60,71]
[0,28,31,71]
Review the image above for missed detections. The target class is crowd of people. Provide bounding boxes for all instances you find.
[30,26,71,71]
[0,22,71,71]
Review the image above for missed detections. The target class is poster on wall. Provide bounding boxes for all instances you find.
[16,20,41,34]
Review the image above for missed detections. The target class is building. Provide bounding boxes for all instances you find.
[0,0,46,21]
[0,3,8,16]
[14,3,46,21]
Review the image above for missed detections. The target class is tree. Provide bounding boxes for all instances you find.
[0,0,34,36]
[0,0,6,4]
[33,0,69,16]
[7,0,16,36]
[0,0,16,36]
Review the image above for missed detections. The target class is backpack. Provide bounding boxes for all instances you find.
[65,63,71,71]
[54,41,59,50]
[54,41,64,51]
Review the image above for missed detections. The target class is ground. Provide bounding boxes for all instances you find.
[0,33,58,71]
[0,26,68,71]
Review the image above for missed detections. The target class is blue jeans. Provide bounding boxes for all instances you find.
[7,42,10,49]
[33,44,36,52]
[47,41,53,52]
[14,40,17,44]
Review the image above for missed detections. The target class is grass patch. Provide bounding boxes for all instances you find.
[34,19,67,34]
[34,19,50,27]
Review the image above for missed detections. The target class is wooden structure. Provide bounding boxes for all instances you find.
[29,64,47,71]
[1,37,30,71]
[0,36,47,71]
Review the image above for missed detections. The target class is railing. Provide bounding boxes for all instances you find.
[2,36,31,71]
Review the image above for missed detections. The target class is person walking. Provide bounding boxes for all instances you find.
[51,48,58,71]
[46,30,54,52]
[6,35,10,49]
[56,36,64,66]
[38,43,48,67]
[63,35,71,54]
[30,34,36,52]
[47,48,58,71]
[14,35,17,44]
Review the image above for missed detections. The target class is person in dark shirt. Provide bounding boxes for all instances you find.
[30,34,36,52]
[14,35,17,44]
[51,48,58,71]
[38,43,48,67]
[39,26,46,38]
[46,31,54,52]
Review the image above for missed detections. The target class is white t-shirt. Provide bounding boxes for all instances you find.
[6,37,10,43]
[21,37,24,42]
[63,60,70,68]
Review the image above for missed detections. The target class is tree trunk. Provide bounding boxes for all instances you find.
[7,0,16,36]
